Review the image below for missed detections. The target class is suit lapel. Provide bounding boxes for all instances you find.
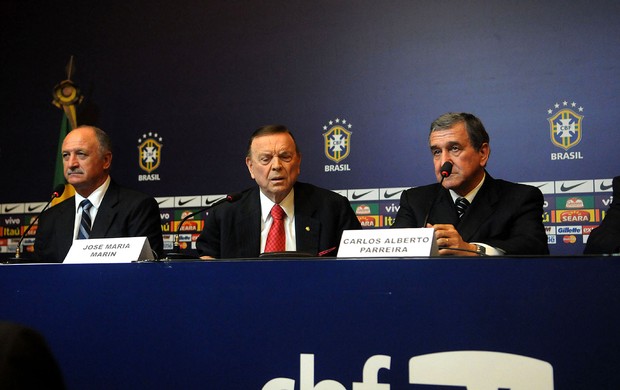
[457,175,498,242]
[431,188,460,226]
[90,181,119,237]
[238,189,262,255]
[57,198,77,256]
[293,188,320,254]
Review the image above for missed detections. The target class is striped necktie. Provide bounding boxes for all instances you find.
[455,197,470,219]
[78,199,93,239]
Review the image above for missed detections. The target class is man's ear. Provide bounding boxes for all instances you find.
[103,152,113,170]
[479,143,490,167]
[245,157,255,179]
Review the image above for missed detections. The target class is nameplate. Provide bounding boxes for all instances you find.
[337,228,438,258]
[63,237,154,264]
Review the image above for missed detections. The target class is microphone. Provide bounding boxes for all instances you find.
[422,162,453,227]
[9,184,65,262]
[165,192,242,260]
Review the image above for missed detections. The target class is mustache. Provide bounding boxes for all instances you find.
[66,168,84,175]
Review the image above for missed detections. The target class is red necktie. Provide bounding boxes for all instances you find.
[264,204,286,252]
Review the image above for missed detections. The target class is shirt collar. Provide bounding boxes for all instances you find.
[259,188,295,222]
[74,176,111,213]
[449,172,485,204]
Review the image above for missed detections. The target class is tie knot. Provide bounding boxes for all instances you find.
[455,197,469,218]
[270,204,286,220]
[80,199,93,211]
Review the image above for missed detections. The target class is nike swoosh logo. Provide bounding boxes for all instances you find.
[383,190,403,199]
[178,198,197,206]
[157,199,169,205]
[600,182,613,191]
[536,183,550,188]
[204,197,222,206]
[4,205,20,213]
[352,190,373,200]
[560,182,586,192]
[28,205,43,212]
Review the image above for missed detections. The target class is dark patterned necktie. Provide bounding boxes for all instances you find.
[78,199,93,239]
[264,204,286,252]
[455,197,470,219]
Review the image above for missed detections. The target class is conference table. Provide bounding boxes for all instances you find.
[1,256,619,389]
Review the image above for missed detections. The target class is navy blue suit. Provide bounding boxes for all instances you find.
[196,182,361,258]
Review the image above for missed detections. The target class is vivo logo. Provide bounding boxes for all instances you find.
[4,217,21,225]
[384,204,400,213]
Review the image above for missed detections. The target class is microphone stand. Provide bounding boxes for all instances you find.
[422,162,453,227]
[4,185,65,264]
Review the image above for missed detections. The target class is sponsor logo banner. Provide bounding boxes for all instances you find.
[521,181,555,194]
[557,226,583,235]
[556,196,594,209]
[555,209,596,223]
[348,189,379,201]
[595,179,614,192]
[156,197,174,208]
[555,180,593,194]
[357,215,380,228]
[354,203,379,215]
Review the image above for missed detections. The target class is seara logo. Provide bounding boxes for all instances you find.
[547,100,584,160]
[138,132,163,181]
[322,117,352,172]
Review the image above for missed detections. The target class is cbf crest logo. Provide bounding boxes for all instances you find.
[137,132,163,181]
[547,100,585,160]
[322,118,352,172]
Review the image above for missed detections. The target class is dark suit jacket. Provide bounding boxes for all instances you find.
[392,173,549,255]
[584,176,620,254]
[34,180,163,262]
[196,182,362,258]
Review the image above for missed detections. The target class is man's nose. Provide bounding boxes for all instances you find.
[439,151,451,166]
[271,157,282,169]
[66,154,79,167]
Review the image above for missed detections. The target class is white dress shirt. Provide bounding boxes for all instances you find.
[259,189,296,253]
[72,176,111,240]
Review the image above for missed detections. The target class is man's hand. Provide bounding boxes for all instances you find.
[428,223,477,256]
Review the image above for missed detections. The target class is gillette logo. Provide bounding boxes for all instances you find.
[557,226,582,235]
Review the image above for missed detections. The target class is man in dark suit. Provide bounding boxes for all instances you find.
[34,126,163,262]
[196,125,361,259]
[392,113,548,256]
[584,176,620,254]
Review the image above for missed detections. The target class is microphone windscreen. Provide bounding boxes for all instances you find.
[226,192,243,202]
[440,162,453,177]
[52,184,66,198]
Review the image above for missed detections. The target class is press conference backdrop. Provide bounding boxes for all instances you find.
[1,1,619,256]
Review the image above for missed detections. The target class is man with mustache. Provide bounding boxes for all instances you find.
[34,126,163,262]
[196,125,361,259]
[392,112,549,256]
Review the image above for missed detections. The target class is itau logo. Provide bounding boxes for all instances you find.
[547,100,584,160]
[138,132,163,181]
[322,117,352,172]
